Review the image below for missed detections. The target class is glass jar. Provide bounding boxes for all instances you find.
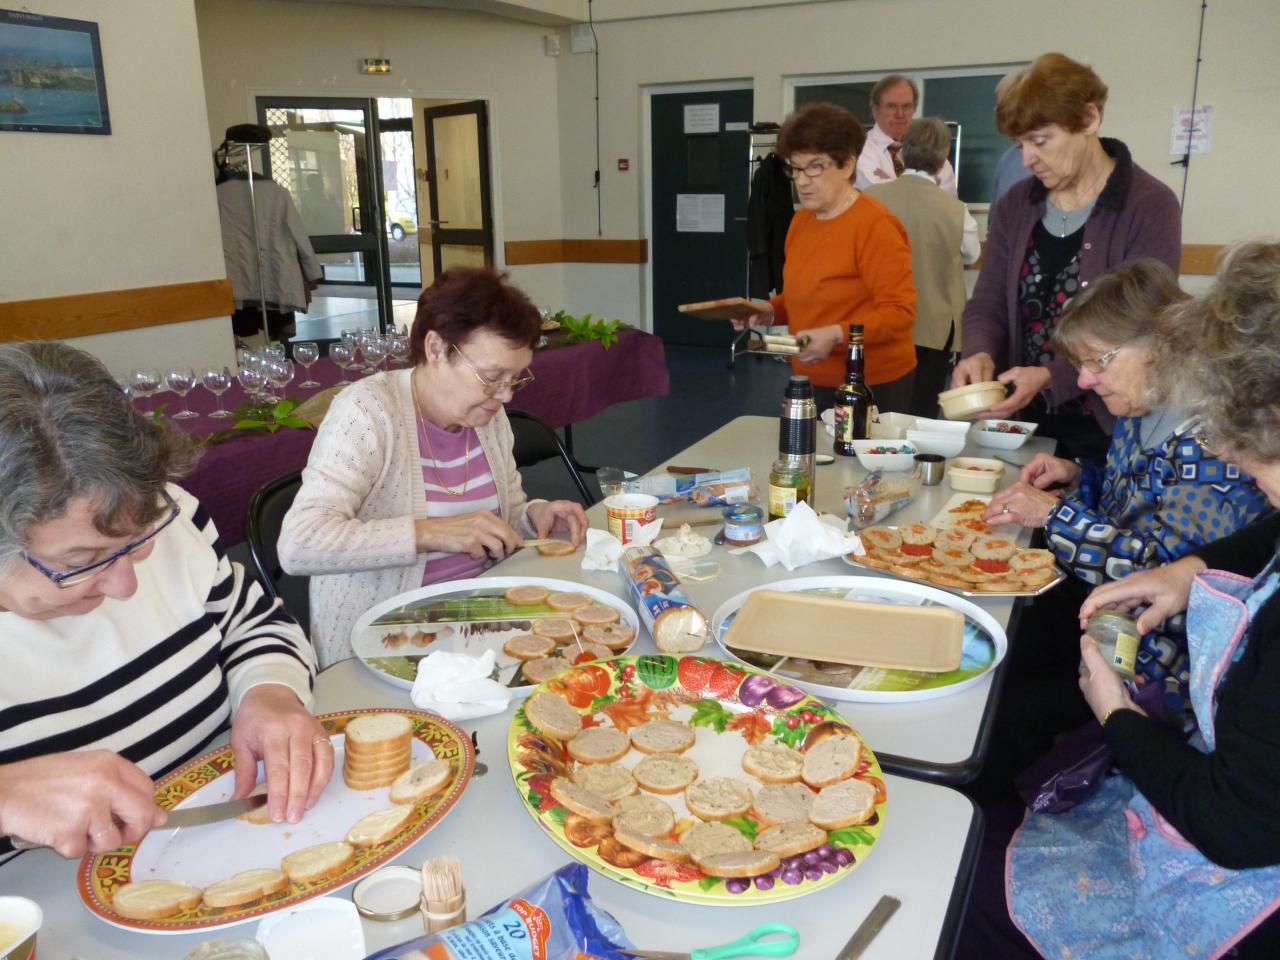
[767,456,811,520]
[722,504,764,546]
[1081,610,1139,679]
[182,940,270,960]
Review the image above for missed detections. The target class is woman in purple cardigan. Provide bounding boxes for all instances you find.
[952,52,1181,461]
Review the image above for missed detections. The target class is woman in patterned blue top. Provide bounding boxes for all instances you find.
[985,260,1269,712]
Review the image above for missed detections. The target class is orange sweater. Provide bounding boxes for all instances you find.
[770,194,916,388]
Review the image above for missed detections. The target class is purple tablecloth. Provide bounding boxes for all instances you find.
[163,329,668,545]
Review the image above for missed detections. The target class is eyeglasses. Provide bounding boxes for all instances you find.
[1074,344,1127,374]
[451,344,535,396]
[24,493,180,588]
[782,157,838,180]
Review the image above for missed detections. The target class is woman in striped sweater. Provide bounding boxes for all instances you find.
[0,342,325,858]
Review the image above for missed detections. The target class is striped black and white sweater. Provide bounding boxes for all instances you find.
[0,485,316,779]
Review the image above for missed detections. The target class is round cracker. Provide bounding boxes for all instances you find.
[536,540,578,557]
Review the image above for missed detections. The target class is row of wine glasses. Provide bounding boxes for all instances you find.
[128,366,236,419]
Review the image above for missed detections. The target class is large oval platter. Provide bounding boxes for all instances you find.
[351,576,640,691]
[79,708,473,934]
[508,655,885,906]
[713,576,1007,703]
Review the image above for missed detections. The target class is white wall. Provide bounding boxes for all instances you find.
[195,0,567,311]
[0,0,234,374]
[556,0,1280,325]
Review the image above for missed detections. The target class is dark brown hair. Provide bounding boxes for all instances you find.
[996,52,1108,138]
[409,267,541,365]
[777,102,866,171]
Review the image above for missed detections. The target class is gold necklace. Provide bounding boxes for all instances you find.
[412,368,471,497]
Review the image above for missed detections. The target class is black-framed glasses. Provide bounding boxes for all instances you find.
[24,493,180,588]
[1074,344,1126,375]
[451,344,535,397]
[782,157,837,180]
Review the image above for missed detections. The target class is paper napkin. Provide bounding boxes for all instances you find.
[580,520,664,572]
[410,648,514,721]
[729,500,862,570]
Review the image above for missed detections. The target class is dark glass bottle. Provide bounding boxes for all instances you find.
[833,325,875,456]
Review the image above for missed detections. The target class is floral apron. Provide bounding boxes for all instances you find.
[1006,561,1280,959]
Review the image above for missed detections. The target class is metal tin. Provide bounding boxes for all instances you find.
[352,865,423,921]
[1083,610,1140,678]
[723,503,764,545]
[914,453,945,486]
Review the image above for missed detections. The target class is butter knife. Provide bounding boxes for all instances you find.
[836,895,901,959]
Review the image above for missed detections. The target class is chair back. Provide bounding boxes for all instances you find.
[506,410,596,507]
[245,471,310,628]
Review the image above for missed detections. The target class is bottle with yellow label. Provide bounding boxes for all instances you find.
[768,455,811,520]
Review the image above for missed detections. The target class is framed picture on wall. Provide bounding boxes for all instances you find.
[0,8,110,135]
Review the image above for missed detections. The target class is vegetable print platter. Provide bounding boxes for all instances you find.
[79,708,473,933]
[508,654,885,906]
[844,494,1065,598]
[713,576,1008,703]
[351,576,640,690]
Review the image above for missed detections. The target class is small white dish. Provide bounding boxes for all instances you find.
[912,416,971,437]
[972,419,1038,450]
[947,457,1005,493]
[906,429,966,458]
[869,411,915,440]
[256,898,366,960]
[851,439,918,472]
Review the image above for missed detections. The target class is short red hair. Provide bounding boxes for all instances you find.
[996,52,1108,137]
[409,267,541,365]
[778,102,866,170]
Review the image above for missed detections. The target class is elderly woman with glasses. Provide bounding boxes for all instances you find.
[961,240,1280,960]
[0,342,324,858]
[731,101,916,413]
[279,267,587,667]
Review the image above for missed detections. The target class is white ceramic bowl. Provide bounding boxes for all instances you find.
[851,438,919,472]
[906,429,967,458]
[869,411,915,440]
[937,381,1007,420]
[972,419,1039,450]
[912,416,971,437]
[947,456,1005,493]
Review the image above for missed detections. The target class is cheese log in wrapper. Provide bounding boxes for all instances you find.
[723,589,965,672]
[619,546,708,653]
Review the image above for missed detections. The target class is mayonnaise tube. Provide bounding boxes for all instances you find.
[619,545,708,653]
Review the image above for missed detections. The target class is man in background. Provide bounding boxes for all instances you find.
[989,70,1033,205]
[856,75,957,196]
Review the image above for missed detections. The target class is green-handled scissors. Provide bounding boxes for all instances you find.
[620,922,801,960]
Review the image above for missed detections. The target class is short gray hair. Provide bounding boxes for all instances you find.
[870,74,918,109]
[900,117,951,175]
[1151,240,1280,461]
[0,341,196,569]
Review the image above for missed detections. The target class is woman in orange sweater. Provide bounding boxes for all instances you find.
[739,102,917,412]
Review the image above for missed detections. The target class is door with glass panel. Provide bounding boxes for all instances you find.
[421,100,494,282]
[256,96,390,337]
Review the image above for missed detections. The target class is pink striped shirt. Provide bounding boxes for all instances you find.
[417,417,500,585]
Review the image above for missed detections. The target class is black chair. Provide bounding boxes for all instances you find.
[507,410,596,507]
[245,471,310,629]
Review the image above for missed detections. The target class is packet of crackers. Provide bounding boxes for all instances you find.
[843,470,918,530]
[624,466,751,506]
[363,863,634,960]
[619,544,709,653]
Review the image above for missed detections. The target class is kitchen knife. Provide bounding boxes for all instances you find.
[836,895,901,959]
[164,788,268,829]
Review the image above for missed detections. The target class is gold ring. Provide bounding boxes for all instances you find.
[313,736,333,747]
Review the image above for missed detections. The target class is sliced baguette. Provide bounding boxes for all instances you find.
[801,733,862,789]
[613,823,689,863]
[503,634,558,660]
[388,759,452,804]
[632,753,698,794]
[750,781,817,827]
[566,726,630,764]
[754,821,827,858]
[113,880,203,920]
[679,821,753,860]
[629,719,695,755]
[548,777,614,824]
[583,623,636,652]
[612,794,676,837]
[282,841,356,884]
[695,849,781,879]
[532,618,579,641]
[345,804,415,847]
[548,591,593,611]
[505,584,550,606]
[521,655,574,685]
[741,743,804,783]
[685,777,753,821]
[809,777,877,830]
[343,713,414,752]
[201,868,289,909]
[524,691,583,740]
[572,762,637,802]
[536,540,578,557]
[572,604,621,626]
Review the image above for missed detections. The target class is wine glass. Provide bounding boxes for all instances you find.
[265,358,294,399]
[389,334,410,368]
[130,368,161,406]
[263,342,286,362]
[165,367,197,419]
[331,342,357,386]
[294,341,320,387]
[203,366,233,418]
[236,365,266,405]
[361,336,388,374]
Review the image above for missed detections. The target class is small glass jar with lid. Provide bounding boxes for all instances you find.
[722,503,764,546]
[1080,609,1139,679]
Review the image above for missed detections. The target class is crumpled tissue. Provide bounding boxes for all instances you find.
[580,521,663,572]
[410,648,514,721]
[729,500,862,570]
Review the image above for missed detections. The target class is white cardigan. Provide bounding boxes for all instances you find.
[278,368,538,667]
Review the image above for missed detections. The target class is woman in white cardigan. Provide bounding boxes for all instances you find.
[279,268,588,667]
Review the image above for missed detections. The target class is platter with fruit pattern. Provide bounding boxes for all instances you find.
[508,655,884,906]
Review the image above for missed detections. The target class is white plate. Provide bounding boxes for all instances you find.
[712,575,1007,703]
[256,898,365,959]
[972,419,1038,450]
[351,576,641,691]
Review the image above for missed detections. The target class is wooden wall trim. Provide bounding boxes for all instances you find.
[0,279,234,344]
[1181,244,1224,276]
[505,238,648,265]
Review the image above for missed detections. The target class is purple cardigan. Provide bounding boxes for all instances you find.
[961,138,1182,418]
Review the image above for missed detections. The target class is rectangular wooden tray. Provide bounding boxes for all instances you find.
[722,589,965,672]
[677,296,771,320]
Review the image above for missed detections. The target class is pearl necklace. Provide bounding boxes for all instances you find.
[412,368,470,497]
